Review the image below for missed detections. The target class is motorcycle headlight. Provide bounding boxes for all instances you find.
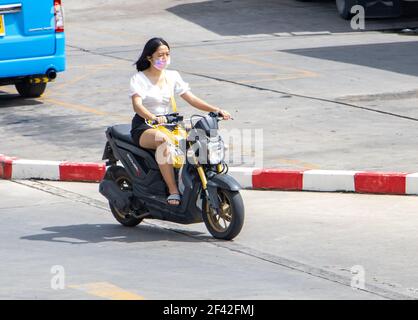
[207,136,224,164]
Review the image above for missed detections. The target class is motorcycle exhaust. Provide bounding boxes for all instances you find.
[99,180,132,212]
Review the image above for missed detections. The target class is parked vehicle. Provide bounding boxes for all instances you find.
[0,0,65,97]
[99,112,245,240]
[297,0,417,19]
[336,0,404,19]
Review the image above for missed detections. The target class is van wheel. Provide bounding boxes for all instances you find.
[15,81,47,98]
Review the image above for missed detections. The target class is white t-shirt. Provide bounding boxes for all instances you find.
[129,70,191,116]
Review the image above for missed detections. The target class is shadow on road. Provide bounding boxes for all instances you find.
[0,91,44,108]
[167,0,418,36]
[21,223,211,244]
[284,41,418,77]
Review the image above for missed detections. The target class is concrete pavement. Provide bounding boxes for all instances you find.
[1,179,418,299]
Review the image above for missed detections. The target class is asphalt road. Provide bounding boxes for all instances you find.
[1,0,418,171]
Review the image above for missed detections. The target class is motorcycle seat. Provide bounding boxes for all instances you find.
[111,124,135,144]
[110,124,156,157]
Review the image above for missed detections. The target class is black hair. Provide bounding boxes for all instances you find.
[134,37,170,72]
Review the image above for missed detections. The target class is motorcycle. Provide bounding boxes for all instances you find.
[99,112,245,240]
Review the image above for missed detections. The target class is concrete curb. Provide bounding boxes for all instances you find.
[1,154,418,195]
[0,154,106,182]
[228,167,418,196]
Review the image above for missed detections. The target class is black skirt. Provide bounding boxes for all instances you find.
[130,114,152,147]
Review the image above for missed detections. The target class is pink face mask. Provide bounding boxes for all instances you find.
[153,57,171,70]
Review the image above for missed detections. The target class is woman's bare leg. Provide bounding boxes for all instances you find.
[139,129,180,205]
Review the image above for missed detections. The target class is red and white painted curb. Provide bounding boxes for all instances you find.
[1,154,418,195]
[0,154,106,182]
[228,168,418,195]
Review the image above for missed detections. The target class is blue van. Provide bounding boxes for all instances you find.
[0,0,65,97]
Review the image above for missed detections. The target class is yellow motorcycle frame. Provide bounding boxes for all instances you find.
[146,95,187,169]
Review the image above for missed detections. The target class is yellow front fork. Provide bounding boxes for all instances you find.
[196,165,208,190]
[197,163,224,189]
[217,164,223,173]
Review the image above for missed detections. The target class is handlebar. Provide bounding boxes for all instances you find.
[150,113,183,126]
[150,112,231,126]
[209,111,233,121]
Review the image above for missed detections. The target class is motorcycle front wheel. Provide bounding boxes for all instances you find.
[202,189,245,240]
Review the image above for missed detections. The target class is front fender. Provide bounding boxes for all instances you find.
[207,173,241,191]
[205,173,241,210]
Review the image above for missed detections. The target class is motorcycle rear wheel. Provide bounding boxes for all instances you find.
[202,189,244,240]
[103,166,145,227]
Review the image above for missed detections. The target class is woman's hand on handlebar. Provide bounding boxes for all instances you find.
[218,109,232,120]
[152,115,167,124]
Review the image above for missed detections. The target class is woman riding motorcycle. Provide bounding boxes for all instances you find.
[130,37,231,206]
